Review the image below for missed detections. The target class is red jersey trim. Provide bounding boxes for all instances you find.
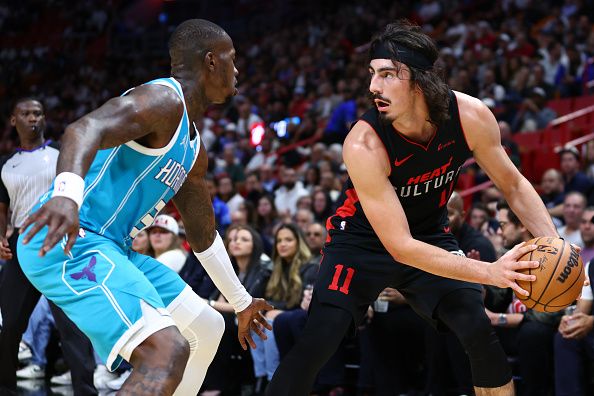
[393,124,437,151]
[326,188,359,243]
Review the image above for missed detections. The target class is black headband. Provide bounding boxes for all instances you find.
[370,41,433,71]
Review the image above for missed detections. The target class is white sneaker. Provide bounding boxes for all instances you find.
[51,370,72,385]
[16,364,45,379]
[106,370,131,390]
[18,342,32,362]
[17,379,44,391]
[94,364,119,389]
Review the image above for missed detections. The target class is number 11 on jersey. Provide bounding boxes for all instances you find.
[328,264,355,295]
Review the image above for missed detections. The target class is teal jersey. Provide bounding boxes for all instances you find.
[75,77,199,247]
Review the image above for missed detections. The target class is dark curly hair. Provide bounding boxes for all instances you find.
[369,20,450,127]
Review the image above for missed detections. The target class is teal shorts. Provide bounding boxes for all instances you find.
[17,227,187,370]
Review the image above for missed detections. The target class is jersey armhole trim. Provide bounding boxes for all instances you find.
[123,79,187,156]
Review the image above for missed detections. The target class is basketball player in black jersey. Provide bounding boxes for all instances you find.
[266,20,559,396]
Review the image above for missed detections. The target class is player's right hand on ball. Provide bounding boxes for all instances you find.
[487,241,539,296]
[20,197,79,257]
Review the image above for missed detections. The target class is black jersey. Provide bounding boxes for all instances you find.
[327,90,472,251]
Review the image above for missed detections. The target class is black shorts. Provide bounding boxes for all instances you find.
[314,237,482,330]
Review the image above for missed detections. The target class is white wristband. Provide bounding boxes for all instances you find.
[194,231,252,313]
[52,172,85,209]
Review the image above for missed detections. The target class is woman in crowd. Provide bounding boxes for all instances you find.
[251,223,317,388]
[148,214,187,273]
[201,225,271,395]
[254,195,280,255]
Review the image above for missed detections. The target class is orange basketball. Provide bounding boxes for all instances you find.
[515,237,585,312]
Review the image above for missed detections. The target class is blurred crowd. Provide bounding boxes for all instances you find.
[3,0,594,395]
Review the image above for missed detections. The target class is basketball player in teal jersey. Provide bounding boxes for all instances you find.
[17,19,272,395]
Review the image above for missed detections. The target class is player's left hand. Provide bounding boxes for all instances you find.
[20,197,79,257]
[236,297,273,350]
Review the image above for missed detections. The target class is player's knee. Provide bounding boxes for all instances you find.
[208,307,225,343]
[133,327,190,375]
[454,311,493,352]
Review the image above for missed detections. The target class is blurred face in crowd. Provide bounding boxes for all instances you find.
[245,174,261,192]
[149,227,176,253]
[218,176,234,196]
[306,223,326,253]
[11,100,45,140]
[540,169,564,195]
[281,168,298,189]
[469,207,488,230]
[229,228,253,259]
[497,208,524,249]
[231,209,247,225]
[295,209,313,233]
[369,59,415,123]
[132,230,149,254]
[579,209,594,248]
[276,228,298,261]
[563,193,586,228]
[296,195,312,210]
[560,152,580,176]
[313,191,328,215]
[320,171,335,191]
[258,196,273,217]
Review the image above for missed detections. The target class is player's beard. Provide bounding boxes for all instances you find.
[378,111,396,126]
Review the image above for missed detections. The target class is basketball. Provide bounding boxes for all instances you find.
[515,237,585,312]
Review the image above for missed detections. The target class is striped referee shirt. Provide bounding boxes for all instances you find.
[0,141,59,228]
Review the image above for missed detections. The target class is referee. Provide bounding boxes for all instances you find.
[0,98,97,395]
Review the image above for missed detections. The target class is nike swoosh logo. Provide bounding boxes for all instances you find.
[11,163,21,168]
[394,154,413,167]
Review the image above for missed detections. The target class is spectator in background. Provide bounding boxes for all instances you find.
[320,86,357,145]
[294,208,314,235]
[252,223,316,386]
[540,168,566,222]
[558,191,587,247]
[512,86,557,132]
[246,138,277,174]
[447,192,497,262]
[216,174,245,215]
[274,167,309,217]
[579,207,594,264]
[219,144,246,185]
[559,145,593,195]
[255,195,280,255]
[312,190,334,223]
[236,96,263,138]
[259,164,278,194]
[203,225,271,395]
[132,229,152,257]
[498,121,520,167]
[244,172,265,210]
[206,174,231,235]
[487,200,562,396]
[148,214,187,273]
[305,222,326,265]
[468,202,490,232]
[553,259,594,396]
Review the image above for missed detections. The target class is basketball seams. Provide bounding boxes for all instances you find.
[534,238,566,304]
[544,258,584,308]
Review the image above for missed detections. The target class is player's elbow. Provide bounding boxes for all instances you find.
[388,236,417,264]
